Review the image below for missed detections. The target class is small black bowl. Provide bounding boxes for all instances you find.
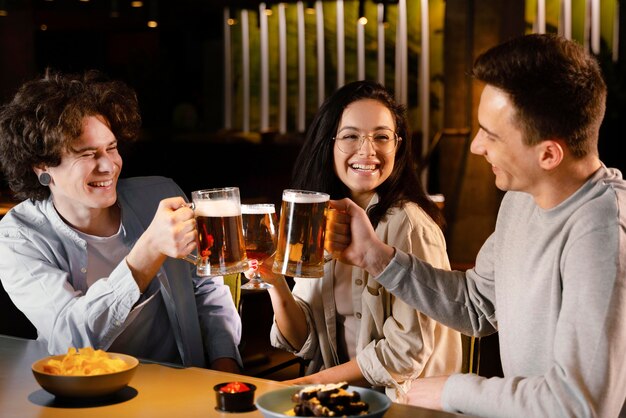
[214,382,257,412]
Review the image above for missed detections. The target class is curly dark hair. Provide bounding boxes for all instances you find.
[471,33,606,158]
[291,80,444,229]
[0,69,141,201]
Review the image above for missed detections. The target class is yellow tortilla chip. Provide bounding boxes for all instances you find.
[44,347,129,376]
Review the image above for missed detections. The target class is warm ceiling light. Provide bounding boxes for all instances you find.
[305,1,315,14]
[147,20,158,28]
[131,1,143,7]
[110,0,118,17]
[358,0,366,21]
[358,16,368,25]
[227,18,237,26]
[264,9,272,16]
[0,11,7,17]
[40,24,48,30]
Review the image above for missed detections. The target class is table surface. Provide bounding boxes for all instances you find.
[0,335,467,418]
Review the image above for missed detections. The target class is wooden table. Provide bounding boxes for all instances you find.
[0,335,467,418]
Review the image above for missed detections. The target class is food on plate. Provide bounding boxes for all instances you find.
[42,347,130,376]
[289,382,369,416]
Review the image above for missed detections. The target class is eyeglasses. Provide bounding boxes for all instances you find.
[333,128,401,154]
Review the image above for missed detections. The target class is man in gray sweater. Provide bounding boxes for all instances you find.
[326,34,626,417]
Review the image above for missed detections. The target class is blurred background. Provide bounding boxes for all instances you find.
[1,0,624,265]
[1,0,625,377]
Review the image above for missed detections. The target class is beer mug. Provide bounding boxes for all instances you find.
[183,187,248,276]
[272,189,330,278]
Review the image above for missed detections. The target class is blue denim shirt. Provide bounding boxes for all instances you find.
[0,176,241,367]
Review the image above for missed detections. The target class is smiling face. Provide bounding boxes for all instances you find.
[333,99,397,208]
[44,115,122,226]
[470,85,542,194]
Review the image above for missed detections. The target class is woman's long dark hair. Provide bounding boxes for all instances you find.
[291,80,444,229]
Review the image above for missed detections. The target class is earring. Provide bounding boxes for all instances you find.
[38,172,51,186]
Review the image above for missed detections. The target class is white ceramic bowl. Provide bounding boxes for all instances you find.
[31,352,138,398]
[256,385,392,418]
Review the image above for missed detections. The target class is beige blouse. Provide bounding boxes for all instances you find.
[270,196,462,400]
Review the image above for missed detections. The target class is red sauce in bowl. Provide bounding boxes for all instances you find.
[219,382,251,393]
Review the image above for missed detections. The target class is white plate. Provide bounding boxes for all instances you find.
[256,385,391,418]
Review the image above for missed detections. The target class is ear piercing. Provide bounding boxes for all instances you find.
[38,172,52,186]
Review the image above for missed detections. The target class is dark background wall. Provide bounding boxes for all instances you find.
[0,0,303,207]
[1,0,625,259]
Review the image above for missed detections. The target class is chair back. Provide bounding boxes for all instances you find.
[0,281,37,339]
[222,273,242,311]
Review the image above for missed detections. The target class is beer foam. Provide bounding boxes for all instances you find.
[194,199,241,217]
[242,204,275,214]
[283,190,329,204]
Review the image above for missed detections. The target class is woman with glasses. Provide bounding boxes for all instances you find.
[254,80,462,400]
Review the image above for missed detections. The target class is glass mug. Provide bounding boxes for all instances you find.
[183,187,248,276]
[240,203,278,290]
[272,189,330,278]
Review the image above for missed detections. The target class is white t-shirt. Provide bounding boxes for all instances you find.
[73,224,179,363]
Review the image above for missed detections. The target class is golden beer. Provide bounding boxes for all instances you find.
[272,190,329,278]
[241,204,277,263]
[190,188,248,276]
[241,204,278,290]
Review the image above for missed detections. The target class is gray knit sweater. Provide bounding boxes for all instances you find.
[376,166,626,417]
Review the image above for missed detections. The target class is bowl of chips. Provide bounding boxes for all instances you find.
[256,382,391,418]
[31,347,139,398]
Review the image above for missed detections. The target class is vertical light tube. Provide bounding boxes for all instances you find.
[613,0,620,62]
[337,0,345,88]
[260,3,270,132]
[562,0,572,39]
[377,3,385,85]
[278,3,287,134]
[584,0,591,52]
[420,0,430,187]
[297,1,306,132]
[316,1,325,107]
[395,5,402,102]
[357,19,366,80]
[591,0,600,54]
[398,0,408,105]
[223,7,232,130]
[241,9,250,133]
[537,0,546,33]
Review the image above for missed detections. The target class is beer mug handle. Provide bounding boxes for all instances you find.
[181,201,198,266]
